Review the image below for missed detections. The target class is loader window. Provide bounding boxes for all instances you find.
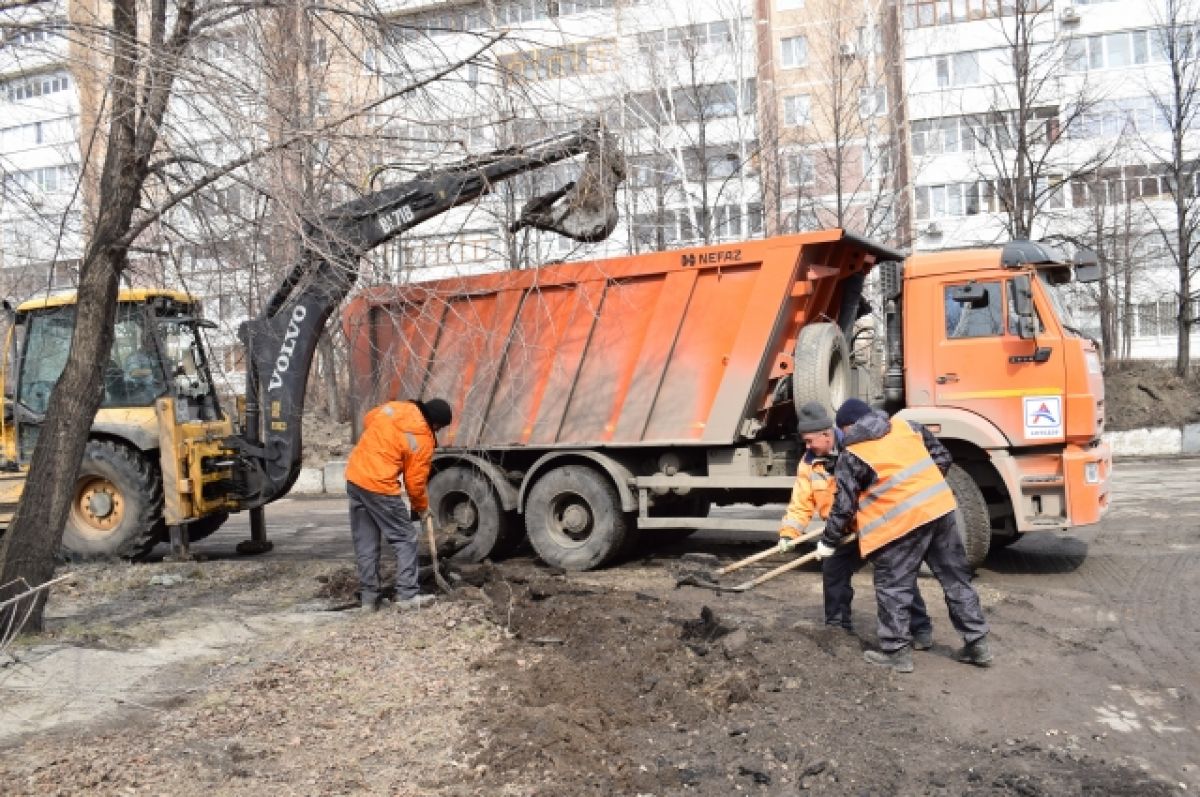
[18,306,74,414]
[104,309,166,406]
[944,281,1004,338]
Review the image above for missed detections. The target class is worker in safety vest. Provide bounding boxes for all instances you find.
[345,398,453,612]
[814,399,992,673]
[777,401,933,644]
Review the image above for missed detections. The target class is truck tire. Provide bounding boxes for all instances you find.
[429,467,516,562]
[792,322,850,419]
[945,464,990,569]
[525,464,629,571]
[62,440,164,560]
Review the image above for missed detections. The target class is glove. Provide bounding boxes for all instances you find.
[776,536,798,554]
[813,540,837,560]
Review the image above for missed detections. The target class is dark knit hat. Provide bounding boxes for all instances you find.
[796,401,833,433]
[835,398,873,429]
[417,398,453,429]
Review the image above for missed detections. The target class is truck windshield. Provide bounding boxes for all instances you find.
[1037,272,1084,338]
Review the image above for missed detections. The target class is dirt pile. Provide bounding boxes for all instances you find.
[1104,361,1200,431]
[0,556,1180,796]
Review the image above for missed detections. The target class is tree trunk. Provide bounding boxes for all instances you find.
[0,251,125,630]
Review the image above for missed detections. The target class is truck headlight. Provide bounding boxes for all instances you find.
[1084,462,1100,484]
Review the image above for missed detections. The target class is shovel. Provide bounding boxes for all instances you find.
[423,514,454,594]
[678,534,858,594]
[673,528,824,589]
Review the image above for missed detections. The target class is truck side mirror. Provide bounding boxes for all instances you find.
[950,282,989,308]
[1011,275,1036,339]
[1071,248,1101,283]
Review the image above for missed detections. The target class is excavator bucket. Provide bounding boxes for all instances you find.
[510,129,626,243]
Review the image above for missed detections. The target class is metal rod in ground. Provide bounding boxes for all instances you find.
[424,515,454,594]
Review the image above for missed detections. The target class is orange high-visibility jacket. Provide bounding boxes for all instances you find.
[345,400,436,510]
[846,419,957,556]
[779,457,836,539]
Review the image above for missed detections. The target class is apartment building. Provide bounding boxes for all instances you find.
[0,0,1194,364]
[901,0,1199,358]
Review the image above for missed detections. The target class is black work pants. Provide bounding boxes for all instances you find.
[347,482,421,605]
[869,512,989,652]
[823,541,932,635]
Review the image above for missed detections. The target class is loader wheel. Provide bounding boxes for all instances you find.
[185,511,230,543]
[428,467,517,562]
[62,440,164,560]
[792,323,850,421]
[945,464,990,569]
[525,465,629,571]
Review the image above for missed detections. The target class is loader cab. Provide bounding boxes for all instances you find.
[3,290,224,465]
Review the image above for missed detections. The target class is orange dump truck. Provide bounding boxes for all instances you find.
[343,229,1111,570]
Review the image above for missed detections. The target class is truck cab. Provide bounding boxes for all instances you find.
[894,242,1111,554]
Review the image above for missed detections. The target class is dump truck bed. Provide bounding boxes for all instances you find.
[344,229,900,449]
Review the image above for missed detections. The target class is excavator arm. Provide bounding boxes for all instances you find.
[228,123,624,508]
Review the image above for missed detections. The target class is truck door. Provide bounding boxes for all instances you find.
[932,277,1066,444]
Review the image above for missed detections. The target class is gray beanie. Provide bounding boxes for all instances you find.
[796,401,833,433]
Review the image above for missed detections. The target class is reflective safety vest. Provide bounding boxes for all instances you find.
[847,420,957,557]
[779,457,836,538]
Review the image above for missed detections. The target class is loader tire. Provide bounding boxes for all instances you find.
[945,464,990,569]
[525,465,629,571]
[186,511,230,543]
[62,440,164,560]
[792,322,850,421]
[428,467,518,562]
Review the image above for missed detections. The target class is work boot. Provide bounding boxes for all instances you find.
[912,631,933,651]
[956,636,994,667]
[359,599,380,614]
[863,646,914,673]
[395,594,436,611]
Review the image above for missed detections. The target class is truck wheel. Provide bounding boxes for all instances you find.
[429,467,516,562]
[62,440,164,560]
[525,465,628,571]
[945,464,990,569]
[792,322,850,419]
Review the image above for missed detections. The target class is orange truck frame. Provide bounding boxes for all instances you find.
[343,229,1111,570]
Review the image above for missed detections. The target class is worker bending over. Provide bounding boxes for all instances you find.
[816,399,992,673]
[778,402,933,645]
[345,398,453,612]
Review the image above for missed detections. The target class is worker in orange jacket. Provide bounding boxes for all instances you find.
[778,402,932,641]
[345,398,453,612]
[817,399,991,673]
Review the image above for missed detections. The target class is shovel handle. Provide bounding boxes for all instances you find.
[729,533,858,592]
[423,514,453,594]
[717,527,824,576]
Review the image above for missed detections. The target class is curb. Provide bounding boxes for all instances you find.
[289,425,1200,495]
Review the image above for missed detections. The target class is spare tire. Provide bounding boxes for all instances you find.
[792,322,850,420]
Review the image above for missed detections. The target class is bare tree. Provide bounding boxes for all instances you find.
[958,0,1110,240]
[1143,0,1200,375]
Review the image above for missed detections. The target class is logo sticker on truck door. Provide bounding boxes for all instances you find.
[1023,395,1063,439]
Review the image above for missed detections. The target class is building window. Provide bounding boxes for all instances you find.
[933,52,980,87]
[859,86,887,118]
[783,94,811,126]
[785,152,814,187]
[777,0,805,9]
[1065,29,1177,72]
[913,181,984,220]
[781,35,808,68]
[904,0,1049,28]
[4,71,72,102]
[1069,97,1173,138]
